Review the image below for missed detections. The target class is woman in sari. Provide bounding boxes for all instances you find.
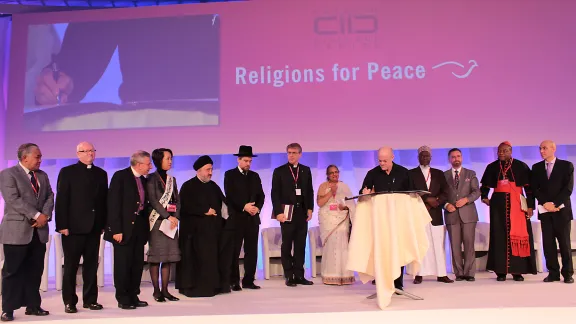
[317,165,356,285]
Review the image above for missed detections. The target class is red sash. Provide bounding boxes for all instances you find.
[494,181,530,257]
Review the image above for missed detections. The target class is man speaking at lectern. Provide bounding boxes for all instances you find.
[360,147,414,290]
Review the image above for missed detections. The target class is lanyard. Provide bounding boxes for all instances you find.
[289,165,299,188]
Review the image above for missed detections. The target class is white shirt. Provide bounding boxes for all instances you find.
[238,166,247,175]
[452,167,462,180]
[131,167,143,178]
[19,162,40,219]
[420,165,431,190]
[545,157,556,175]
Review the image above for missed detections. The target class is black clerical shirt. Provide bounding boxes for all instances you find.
[360,163,413,194]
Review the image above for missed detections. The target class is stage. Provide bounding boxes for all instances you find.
[3,272,574,323]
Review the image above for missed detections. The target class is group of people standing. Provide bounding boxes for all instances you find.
[0,139,573,322]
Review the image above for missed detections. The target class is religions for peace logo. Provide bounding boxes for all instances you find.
[431,60,479,79]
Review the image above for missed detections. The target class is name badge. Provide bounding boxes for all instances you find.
[499,179,509,186]
[167,204,177,213]
[329,203,338,211]
[295,189,302,196]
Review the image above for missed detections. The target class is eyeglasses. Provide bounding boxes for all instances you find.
[78,150,96,153]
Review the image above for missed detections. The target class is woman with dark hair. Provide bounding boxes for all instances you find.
[316,165,356,285]
[146,148,181,302]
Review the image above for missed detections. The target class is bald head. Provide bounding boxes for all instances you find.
[76,141,96,165]
[377,147,394,171]
[539,140,556,162]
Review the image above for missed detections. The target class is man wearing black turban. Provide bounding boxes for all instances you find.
[175,155,228,297]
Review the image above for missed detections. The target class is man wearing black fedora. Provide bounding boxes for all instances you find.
[224,146,265,291]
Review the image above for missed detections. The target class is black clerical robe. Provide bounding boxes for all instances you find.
[175,177,225,297]
[480,159,537,275]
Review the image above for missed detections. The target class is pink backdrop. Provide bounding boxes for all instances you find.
[5,0,576,159]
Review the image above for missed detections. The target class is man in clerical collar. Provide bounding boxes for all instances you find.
[407,146,452,284]
[271,143,315,287]
[55,142,108,313]
[104,150,152,309]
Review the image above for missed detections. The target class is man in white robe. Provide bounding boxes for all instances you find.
[407,146,453,284]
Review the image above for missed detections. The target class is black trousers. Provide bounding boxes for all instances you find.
[61,230,101,305]
[113,215,147,305]
[231,217,259,285]
[541,215,574,279]
[280,207,308,279]
[219,229,235,290]
[1,230,45,312]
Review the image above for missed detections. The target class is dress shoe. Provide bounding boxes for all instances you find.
[285,278,297,287]
[24,307,49,316]
[455,276,464,281]
[1,312,14,322]
[512,275,524,282]
[219,287,231,294]
[82,303,103,310]
[437,276,454,283]
[133,300,148,307]
[162,292,180,301]
[118,303,136,310]
[496,275,506,281]
[294,277,314,285]
[243,283,261,290]
[543,275,560,283]
[231,283,242,291]
[465,276,475,282]
[564,277,574,284]
[413,276,423,284]
[394,287,403,295]
[64,304,78,313]
[153,293,166,302]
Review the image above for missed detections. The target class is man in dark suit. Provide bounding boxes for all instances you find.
[531,140,574,284]
[104,150,153,309]
[360,146,413,290]
[224,146,265,291]
[407,146,452,284]
[444,148,481,281]
[55,142,108,313]
[271,143,314,287]
[0,143,53,321]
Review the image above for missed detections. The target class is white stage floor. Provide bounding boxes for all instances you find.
[2,272,575,323]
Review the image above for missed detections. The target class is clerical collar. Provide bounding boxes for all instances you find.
[290,163,299,168]
[78,161,92,169]
[131,167,142,178]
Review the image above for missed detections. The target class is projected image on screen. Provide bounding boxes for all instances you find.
[23,14,221,131]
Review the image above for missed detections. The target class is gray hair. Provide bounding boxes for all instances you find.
[17,143,39,161]
[130,150,150,166]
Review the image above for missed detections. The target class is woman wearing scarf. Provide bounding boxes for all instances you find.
[480,141,537,281]
[146,148,181,302]
[317,165,356,285]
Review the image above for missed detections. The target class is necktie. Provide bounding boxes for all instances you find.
[29,171,39,195]
[242,170,247,176]
[546,163,552,179]
[135,176,145,211]
[454,170,460,188]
